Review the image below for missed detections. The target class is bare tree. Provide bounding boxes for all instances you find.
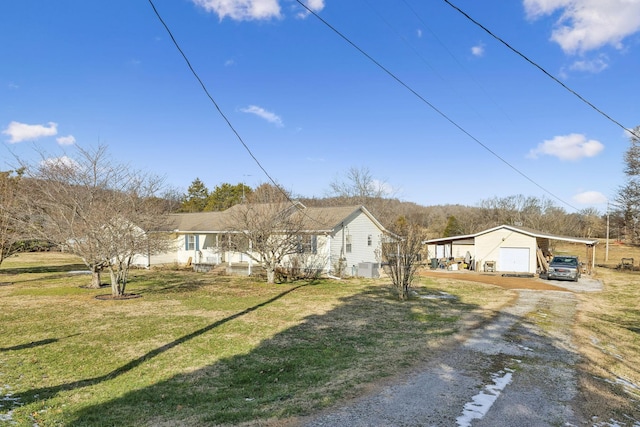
[614,126,640,243]
[20,145,170,296]
[382,217,425,300]
[328,166,391,200]
[0,169,26,267]
[326,166,402,227]
[223,183,305,284]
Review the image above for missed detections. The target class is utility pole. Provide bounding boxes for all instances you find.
[242,174,252,203]
[606,202,610,262]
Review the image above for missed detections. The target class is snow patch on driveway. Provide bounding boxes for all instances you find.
[457,370,513,427]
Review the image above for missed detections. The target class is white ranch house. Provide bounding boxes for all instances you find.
[424,224,598,274]
[139,204,389,277]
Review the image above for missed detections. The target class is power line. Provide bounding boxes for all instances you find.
[441,0,640,141]
[362,0,509,131]
[146,0,285,199]
[398,0,515,124]
[294,0,580,211]
[147,0,332,228]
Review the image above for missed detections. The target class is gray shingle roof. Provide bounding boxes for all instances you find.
[162,204,386,234]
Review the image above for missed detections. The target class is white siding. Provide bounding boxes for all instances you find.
[475,229,537,273]
[329,211,382,276]
[146,209,385,277]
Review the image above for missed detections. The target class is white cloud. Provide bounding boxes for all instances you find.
[2,121,58,143]
[569,54,609,73]
[295,0,325,18]
[523,0,640,54]
[40,155,79,171]
[471,43,485,57]
[528,133,604,160]
[373,179,396,197]
[56,135,76,146]
[572,190,607,205]
[192,0,282,21]
[192,0,324,21]
[240,105,284,127]
[303,0,324,11]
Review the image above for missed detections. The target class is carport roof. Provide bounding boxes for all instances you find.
[423,224,598,246]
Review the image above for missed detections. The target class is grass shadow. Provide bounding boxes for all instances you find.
[59,284,480,426]
[0,334,81,352]
[0,263,89,275]
[0,338,58,352]
[13,284,307,407]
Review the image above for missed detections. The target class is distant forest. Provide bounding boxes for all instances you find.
[177,178,612,241]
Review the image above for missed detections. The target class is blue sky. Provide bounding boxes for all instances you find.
[2,0,639,212]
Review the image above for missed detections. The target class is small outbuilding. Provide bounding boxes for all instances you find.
[424,224,598,275]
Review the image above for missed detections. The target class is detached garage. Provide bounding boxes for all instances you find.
[424,224,598,275]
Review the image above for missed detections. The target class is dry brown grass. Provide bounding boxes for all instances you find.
[555,241,640,422]
[0,252,514,426]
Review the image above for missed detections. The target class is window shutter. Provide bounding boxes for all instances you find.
[185,235,189,251]
[195,235,200,251]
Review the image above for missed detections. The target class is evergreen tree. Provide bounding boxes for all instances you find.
[179,178,209,212]
[205,182,249,211]
[443,215,463,237]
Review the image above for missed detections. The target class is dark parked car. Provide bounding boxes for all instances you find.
[547,255,580,282]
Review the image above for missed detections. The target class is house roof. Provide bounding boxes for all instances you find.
[163,204,388,235]
[297,205,387,233]
[423,224,598,246]
[162,211,228,232]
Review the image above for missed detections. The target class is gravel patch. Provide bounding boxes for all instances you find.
[298,290,583,427]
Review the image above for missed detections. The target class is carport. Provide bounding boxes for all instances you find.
[424,225,598,275]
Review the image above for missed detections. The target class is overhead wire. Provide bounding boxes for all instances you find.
[398,0,515,124]
[147,0,337,228]
[440,0,640,140]
[361,0,511,131]
[147,1,293,202]
[294,0,580,211]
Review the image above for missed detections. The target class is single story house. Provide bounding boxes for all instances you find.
[424,224,598,274]
[137,204,389,277]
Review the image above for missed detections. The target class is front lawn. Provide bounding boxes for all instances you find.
[0,252,510,426]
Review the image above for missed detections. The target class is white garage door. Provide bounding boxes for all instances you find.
[499,247,530,272]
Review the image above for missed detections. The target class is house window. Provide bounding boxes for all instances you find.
[298,235,317,254]
[367,234,372,246]
[186,235,196,251]
[346,235,352,253]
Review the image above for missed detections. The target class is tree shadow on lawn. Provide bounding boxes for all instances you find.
[13,284,308,406]
[0,338,58,352]
[0,263,89,275]
[0,334,81,352]
[57,285,484,426]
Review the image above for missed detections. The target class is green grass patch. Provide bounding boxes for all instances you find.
[0,253,511,426]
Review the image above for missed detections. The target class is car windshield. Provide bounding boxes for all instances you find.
[552,257,577,265]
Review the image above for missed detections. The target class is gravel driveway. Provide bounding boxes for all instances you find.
[294,274,601,427]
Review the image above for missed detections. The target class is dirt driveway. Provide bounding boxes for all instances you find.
[295,270,604,426]
[420,269,603,293]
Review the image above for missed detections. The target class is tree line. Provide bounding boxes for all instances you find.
[1,126,638,299]
[177,170,610,241]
